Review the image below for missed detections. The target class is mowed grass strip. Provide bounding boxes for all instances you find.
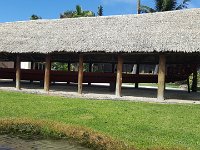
[0,91,199,149]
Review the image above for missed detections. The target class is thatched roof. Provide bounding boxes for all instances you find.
[0,8,200,54]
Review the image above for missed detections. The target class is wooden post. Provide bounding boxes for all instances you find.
[30,61,34,84]
[88,62,92,86]
[13,60,16,83]
[109,63,116,92]
[44,55,51,92]
[67,62,71,84]
[135,64,140,88]
[157,54,166,101]
[68,62,71,71]
[192,67,198,92]
[187,77,191,93]
[78,54,84,94]
[115,54,123,97]
[112,63,115,73]
[16,55,21,90]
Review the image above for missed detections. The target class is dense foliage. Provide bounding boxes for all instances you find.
[60,5,95,18]
[140,0,191,13]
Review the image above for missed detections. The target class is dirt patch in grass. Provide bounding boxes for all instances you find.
[0,118,134,150]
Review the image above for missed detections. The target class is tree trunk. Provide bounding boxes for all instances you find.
[137,0,141,14]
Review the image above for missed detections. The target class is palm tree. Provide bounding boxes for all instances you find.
[60,5,95,18]
[140,0,191,13]
[30,14,42,20]
[97,5,103,16]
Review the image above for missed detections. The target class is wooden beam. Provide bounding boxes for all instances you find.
[192,67,198,92]
[16,55,21,90]
[135,64,140,88]
[157,54,166,101]
[115,54,123,97]
[44,55,51,92]
[78,54,84,94]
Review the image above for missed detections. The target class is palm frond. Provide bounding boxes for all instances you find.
[176,0,191,10]
[140,5,156,13]
[162,0,177,11]
[183,0,191,4]
[155,0,164,11]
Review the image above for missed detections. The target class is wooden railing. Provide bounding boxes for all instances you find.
[0,68,193,83]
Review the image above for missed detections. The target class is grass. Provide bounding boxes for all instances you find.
[0,91,200,149]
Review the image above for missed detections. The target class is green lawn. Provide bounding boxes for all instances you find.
[0,91,200,149]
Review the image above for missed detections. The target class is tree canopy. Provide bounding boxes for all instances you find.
[30,14,42,20]
[60,5,95,18]
[97,5,103,16]
[140,0,191,13]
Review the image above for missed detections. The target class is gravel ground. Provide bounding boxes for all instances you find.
[0,80,199,104]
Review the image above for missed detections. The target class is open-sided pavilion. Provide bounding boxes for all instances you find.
[0,8,199,100]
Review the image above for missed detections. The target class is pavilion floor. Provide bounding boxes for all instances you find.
[0,80,199,104]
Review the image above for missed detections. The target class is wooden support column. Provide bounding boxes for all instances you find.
[44,55,51,92]
[115,54,123,97]
[109,63,116,92]
[78,54,84,94]
[157,54,166,101]
[16,55,21,90]
[67,62,71,84]
[88,62,92,86]
[187,77,191,93]
[192,67,198,92]
[135,64,140,88]
[111,63,116,73]
[13,60,16,82]
[68,62,71,71]
[30,61,34,84]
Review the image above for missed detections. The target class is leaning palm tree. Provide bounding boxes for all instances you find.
[141,0,191,13]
